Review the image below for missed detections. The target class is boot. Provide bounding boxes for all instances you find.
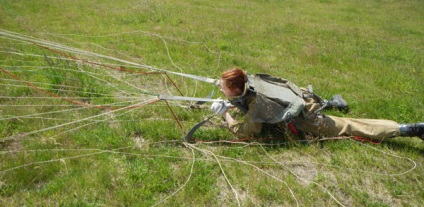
[399,123,424,140]
[325,94,349,113]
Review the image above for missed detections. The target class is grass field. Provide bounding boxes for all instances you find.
[1,0,423,206]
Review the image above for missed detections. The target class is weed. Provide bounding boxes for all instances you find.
[0,0,423,206]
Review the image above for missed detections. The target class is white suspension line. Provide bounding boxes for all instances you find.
[0,29,220,86]
[1,97,147,119]
[0,96,125,99]
[93,65,145,96]
[0,106,91,121]
[42,98,158,143]
[0,83,114,97]
[0,63,139,80]
[0,79,107,91]
[1,98,159,141]
[152,144,196,207]
[188,144,241,206]
[259,145,345,207]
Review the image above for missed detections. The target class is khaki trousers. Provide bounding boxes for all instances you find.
[292,91,400,140]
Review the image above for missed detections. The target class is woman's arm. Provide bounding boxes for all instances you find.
[222,111,235,125]
[222,98,262,138]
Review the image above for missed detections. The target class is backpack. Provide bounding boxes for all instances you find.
[184,73,306,143]
[235,74,305,124]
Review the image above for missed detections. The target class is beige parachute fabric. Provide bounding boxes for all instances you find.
[249,74,305,124]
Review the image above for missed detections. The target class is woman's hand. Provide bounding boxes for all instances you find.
[210,98,231,115]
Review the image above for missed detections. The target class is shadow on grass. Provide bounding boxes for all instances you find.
[380,138,424,155]
[222,131,424,156]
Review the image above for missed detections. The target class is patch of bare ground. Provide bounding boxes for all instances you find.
[265,150,354,206]
[216,175,266,207]
[0,133,24,155]
[268,151,320,185]
[110,157,129,189]
[216,175,235,206]
[353,176,400,206]
[131,132,145,149]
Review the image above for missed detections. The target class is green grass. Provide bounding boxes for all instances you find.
[1,0,423,206]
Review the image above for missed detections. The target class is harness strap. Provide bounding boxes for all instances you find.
[305,85,328,116]
[288,123,299,135]
[183,115,216,143]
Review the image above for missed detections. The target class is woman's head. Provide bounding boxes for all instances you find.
[220,68,247,97]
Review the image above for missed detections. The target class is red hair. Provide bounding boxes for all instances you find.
[221,68,247,94]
